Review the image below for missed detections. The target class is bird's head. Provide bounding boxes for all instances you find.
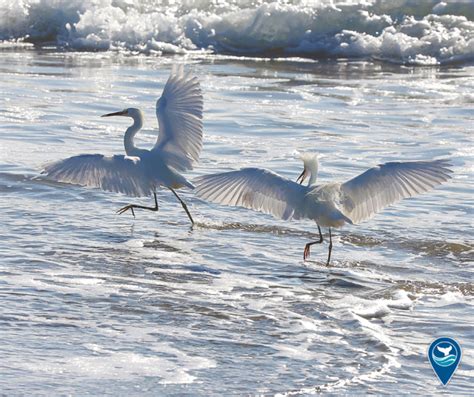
[296,152,319,185]
[101,108,143,119]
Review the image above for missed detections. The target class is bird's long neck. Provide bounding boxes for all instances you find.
[307,160,319,186]
[124,114,143,156]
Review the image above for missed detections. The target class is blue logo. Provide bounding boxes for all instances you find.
[428,337,461,386]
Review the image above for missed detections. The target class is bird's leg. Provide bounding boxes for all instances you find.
[303,224,323,260]
[116,192,159,217]
[169,188,194,226]
[326,227,333,266]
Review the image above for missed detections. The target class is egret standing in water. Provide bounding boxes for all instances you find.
[43,66,203,225]
[194,153,452,264]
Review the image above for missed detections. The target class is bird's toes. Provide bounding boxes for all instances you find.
[303,246,310,261]
[117,205,131,215]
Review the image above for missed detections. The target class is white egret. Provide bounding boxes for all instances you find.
[43,66,203,225]
[194,153,453,264]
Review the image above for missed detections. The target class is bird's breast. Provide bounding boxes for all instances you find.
[304,183,349,228]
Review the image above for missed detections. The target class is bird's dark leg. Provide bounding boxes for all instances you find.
[116,192,159,217]
[169,188,194,226]
[326,227,333,265]
[303,224,323,261]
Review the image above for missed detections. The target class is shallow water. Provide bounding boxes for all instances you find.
[0,50,473,395]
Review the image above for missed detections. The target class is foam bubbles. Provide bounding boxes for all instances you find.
[348,289,414,319]
[0,0,473,64]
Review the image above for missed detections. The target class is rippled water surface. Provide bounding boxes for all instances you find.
[0,50,473,395]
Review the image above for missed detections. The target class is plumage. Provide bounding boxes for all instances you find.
[340,160,453,224]
[195,168,309,220]
[43,154,152,197]
[42,67,203,224]
[194,155,453,262]
[153,65,204,171]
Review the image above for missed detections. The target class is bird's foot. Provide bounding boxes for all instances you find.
[116,204,136,217]
[303,244,311,261]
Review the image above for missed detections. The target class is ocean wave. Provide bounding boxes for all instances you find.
[0,0,473,65]
[432,353,457,367]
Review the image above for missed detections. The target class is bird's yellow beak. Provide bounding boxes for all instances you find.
[296,167,307,185]
[101,110,127,117]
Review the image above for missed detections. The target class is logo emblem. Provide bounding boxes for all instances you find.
[428,337,461,386]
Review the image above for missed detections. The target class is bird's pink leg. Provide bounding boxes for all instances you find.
[303,224,324,261]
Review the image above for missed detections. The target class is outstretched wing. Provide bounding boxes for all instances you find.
[194,168,309,220]
[341,160,453,224]
[42,154,153,197]
[153,66,203,171]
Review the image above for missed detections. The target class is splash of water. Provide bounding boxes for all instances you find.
[0,0,473,65]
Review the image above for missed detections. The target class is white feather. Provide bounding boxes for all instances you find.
[195,160,453,227]
[42,154,153,197]
[153,69,203,171]
[340,160,453,223]
[194,157,452,262]
[194,168,309,220]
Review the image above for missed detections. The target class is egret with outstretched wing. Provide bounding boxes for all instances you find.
[43,66,203,225]
[194,153,452,263]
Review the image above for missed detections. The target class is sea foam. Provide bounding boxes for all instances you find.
[0,0,473,65]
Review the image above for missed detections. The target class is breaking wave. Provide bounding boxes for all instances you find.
[0,0,473,65]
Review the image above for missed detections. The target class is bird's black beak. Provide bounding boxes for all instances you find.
[101,110,127,117]
[296,168,307,185]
